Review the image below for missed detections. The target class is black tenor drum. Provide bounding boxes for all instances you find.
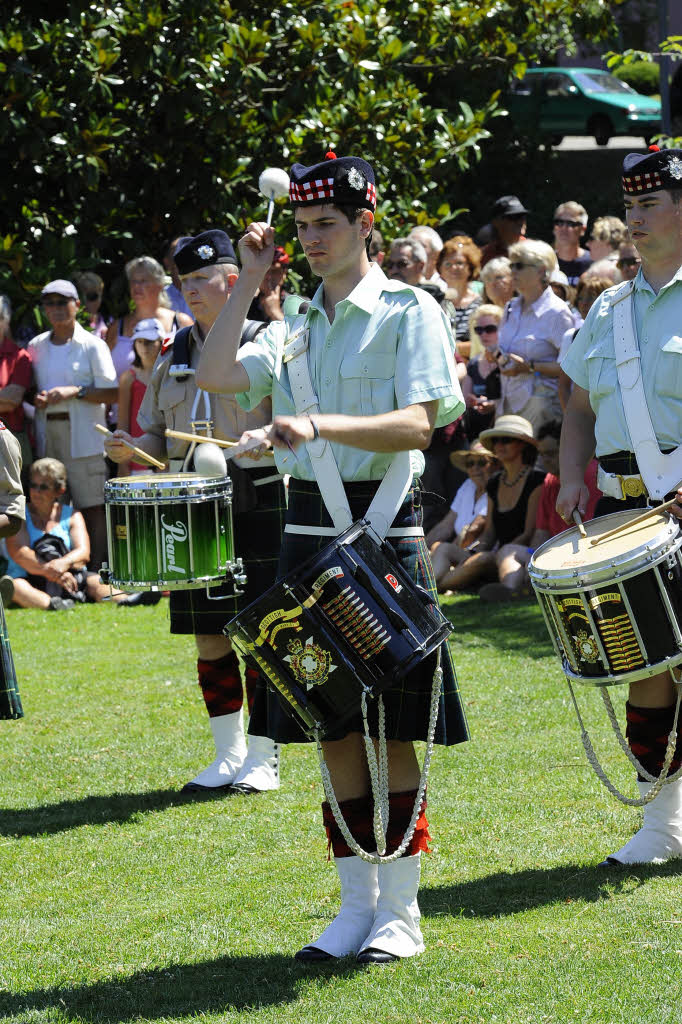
[529,508,682,686]
[0,596,21,720]
[226,520,452,739]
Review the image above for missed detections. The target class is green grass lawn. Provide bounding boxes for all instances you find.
[0,596,680,1024]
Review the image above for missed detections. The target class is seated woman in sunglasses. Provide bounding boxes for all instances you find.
[436,415,545,596]
[426,440,497,590]
[461,304,503,441]
[2,458,135,610]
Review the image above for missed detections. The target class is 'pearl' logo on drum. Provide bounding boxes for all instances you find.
[385,573,403,594]
[161,515,188,574]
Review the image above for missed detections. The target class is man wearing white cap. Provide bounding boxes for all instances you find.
[29,279,118,571]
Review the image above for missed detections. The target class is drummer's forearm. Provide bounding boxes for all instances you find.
[559,386,595,486]
[197,273,260,393]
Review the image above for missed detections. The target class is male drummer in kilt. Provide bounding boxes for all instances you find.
[197,153,469,964]
[105,231,286,795]
[558,146,682,865]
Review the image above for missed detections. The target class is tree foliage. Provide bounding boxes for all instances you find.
[1,0,622,323]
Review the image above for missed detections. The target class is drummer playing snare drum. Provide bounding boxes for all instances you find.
[558,145,682,866]
[105,231,286,797]
[197,151,468,965]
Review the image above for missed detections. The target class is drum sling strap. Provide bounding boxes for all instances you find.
[612,281,682,500]
[281,317,442,863]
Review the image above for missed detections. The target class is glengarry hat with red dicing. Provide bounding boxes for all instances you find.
[289,151,376,211]
[622,144,682,195]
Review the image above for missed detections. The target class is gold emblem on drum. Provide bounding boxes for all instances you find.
[284,636,336,690]
[575,629,600,663]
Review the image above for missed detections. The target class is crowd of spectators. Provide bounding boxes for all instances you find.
[1,197,627,607]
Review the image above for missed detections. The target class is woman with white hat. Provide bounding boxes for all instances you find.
[426,441,497,589]
[437,415,544,594]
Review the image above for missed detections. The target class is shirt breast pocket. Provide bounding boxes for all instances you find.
[655,336,682,399]
[339,353,393,417]
[157,381,187,430]
[584,341,616,400]
[70,357,91,388]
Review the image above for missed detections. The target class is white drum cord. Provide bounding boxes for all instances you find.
[181,388,213,472]
[567,671,682,807]
[315,648,442,864]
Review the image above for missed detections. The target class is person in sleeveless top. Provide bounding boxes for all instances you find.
[558,146,682,867]
[116,318,163,476]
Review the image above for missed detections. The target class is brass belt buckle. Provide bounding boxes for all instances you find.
[618,474,646,499]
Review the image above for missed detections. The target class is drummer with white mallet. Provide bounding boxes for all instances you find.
[197,150,468,966]
[557,145,682,866]
[105,230,286,796]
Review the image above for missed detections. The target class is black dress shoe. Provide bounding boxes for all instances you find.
[294,945,335,963]
[180,781,233,794]
[229,782,261,795]
[356,947,399,965]
[598,856,623,867]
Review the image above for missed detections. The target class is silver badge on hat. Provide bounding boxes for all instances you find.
[347,167,365,191]
[668,156,682,180]
[197,244,215,261]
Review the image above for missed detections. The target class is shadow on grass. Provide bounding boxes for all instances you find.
[0,953,357,1022]
[441,594,555,661]
[422,859,682,919]
[0,787,228,837]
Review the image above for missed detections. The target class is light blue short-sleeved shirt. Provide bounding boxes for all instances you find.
[236,263,465,481]
[561,267,682,456]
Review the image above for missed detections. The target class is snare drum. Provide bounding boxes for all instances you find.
[102,472,243,591]
[226,520,452,739]
[529,508,682,686]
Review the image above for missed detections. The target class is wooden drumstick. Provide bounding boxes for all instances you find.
[572,509,587,538]
[94,423,166,470]
[590,492,682,547]
[164,428,238,448]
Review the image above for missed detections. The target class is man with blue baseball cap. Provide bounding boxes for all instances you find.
[198,151,468,965]
[559,145,682,867]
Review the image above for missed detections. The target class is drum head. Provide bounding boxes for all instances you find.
[529,508,679,588]
[105,472,231,502]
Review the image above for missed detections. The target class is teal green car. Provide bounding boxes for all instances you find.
[506,67,661,146]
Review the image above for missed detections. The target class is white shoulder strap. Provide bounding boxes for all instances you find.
[282,325,413,540]
[613,283,682,499]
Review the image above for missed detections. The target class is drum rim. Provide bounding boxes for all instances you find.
[104,473,232,502]
[562,650,682,687]
[529,508,680,587]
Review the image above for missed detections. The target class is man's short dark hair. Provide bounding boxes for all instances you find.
[332,205,373,254]
[537,419,562,442]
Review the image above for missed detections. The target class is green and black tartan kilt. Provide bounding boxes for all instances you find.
[0,596,22,720]
[247,478,469,746]
[169,467,286,635]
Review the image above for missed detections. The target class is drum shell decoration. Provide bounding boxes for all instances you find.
[529,508,682,686]
[226,521,453,739]
[103,473,236,591]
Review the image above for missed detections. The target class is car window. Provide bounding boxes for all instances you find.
[573,71,635,95]
[544,73,575,97]
[510,76,534,96]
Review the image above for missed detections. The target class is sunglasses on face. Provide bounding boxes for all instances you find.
[442,259,468,269]
[553,218,582,228]
[41,297,70,308]
[385,258,412,269]
[474,324,498,336]
[617,257,640,267]
[492,435,518,445]
[509,262,536,272]
[30,481,53,491]
[465,458,488,468]
[85,291,101,302]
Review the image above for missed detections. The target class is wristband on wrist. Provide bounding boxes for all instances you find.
[308,415,320,441]
[75,385,88,400]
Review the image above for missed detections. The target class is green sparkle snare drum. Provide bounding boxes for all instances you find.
[101,473,244,592]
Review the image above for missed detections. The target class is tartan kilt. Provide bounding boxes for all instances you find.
[169,468,286,635]
[0,597,22,720]
[247,478,469,746]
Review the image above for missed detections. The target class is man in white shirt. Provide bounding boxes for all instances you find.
[29,279,118,571]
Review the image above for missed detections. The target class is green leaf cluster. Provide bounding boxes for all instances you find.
[1,0,621,325]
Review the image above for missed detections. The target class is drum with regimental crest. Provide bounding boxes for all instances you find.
[529,508,682,686]
[225,520,452,739]
[101,472,244,592]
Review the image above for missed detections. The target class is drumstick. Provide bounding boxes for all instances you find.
[94,424,166,470]
[590,493,682,546]
[164,428,238,448]
[572,509,587,538]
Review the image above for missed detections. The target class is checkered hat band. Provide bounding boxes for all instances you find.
[622,171,663,194]
[289,178,335,202]
[366,182,376,205]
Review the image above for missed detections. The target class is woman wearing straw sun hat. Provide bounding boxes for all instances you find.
[426,440,497,589]
[437,415,545,594]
